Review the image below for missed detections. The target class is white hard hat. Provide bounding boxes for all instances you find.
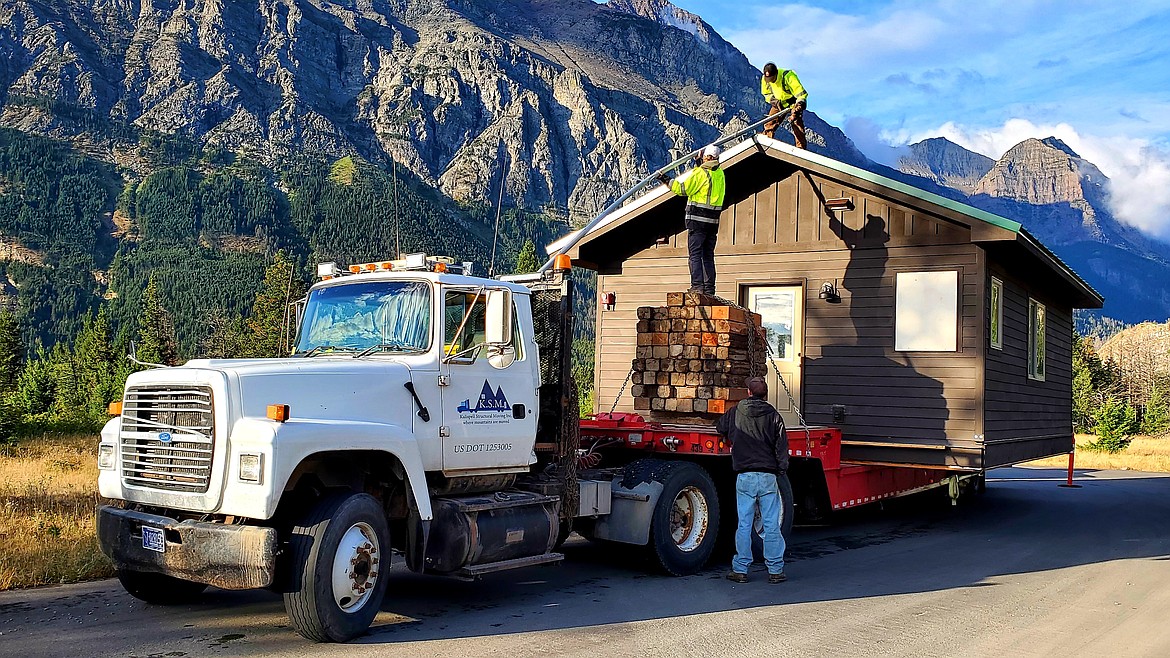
[702,144,722,159]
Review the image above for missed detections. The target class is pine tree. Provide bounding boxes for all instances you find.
[1143,380,1170,437]
[1086,397,1138,453]
[0,311,22,393]
[1071,335,1112,432]
[74,307,123,421]
[243,251,306,358]
[515,240,540,274]
[15,347,55,417]
[137,274,179,366]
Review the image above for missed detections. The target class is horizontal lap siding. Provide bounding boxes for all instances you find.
[984,263,1074,441]
[595,190,982,444]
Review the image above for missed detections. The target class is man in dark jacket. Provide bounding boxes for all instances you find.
[716,376,790,583]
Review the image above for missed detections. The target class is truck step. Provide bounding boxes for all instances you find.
[456,552,564,578]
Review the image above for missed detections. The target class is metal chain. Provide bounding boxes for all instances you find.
[610,364,636,414]
[715,295,812,438]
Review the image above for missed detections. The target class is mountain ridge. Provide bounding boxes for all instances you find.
[2,0,1169,343]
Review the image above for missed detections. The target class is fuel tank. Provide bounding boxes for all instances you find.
[424,491,559,574]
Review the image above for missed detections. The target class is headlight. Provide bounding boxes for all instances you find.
[98,444,116,470]
[238,453,264,483]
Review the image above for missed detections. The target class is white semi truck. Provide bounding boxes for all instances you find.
[97,254,716,641]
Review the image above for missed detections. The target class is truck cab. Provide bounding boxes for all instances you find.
[97,255,573,642]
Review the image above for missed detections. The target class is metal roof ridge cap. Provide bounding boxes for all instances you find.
[757,136,1024,233]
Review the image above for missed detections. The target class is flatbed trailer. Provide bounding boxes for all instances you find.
[579,413,979,522]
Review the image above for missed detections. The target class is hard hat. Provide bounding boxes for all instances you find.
[702,144,722,159]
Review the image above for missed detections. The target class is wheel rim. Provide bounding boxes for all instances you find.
[331,521,381,613]
[670,486,710,552]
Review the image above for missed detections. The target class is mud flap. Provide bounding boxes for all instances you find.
[588,480,663,545]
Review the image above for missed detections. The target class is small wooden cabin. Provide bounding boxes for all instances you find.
[559,137,1102,470]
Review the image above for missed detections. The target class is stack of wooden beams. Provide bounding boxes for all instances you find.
[630,292,765,418]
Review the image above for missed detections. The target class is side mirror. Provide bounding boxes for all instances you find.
[485,288,513,345]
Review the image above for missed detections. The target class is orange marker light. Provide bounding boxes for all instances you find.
[380,262,394,271]
[362,263,377,272]
[433,262,447,273]
[349,265,362,274]
[108,400,123,416]
[705,440,714,450]
[266,404,290,423]
[554,254,572,271]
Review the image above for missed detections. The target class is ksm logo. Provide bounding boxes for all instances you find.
[457,380,510,414]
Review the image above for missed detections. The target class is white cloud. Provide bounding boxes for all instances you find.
[842,116,910,167]
[912,119,1170,240]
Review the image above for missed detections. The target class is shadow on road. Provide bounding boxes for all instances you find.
[3,467,1166,653]
[344,466,1170,644]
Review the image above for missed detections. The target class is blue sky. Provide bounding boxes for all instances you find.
[664,0,1170,238]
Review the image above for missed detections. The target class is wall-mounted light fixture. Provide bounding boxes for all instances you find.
[824,197,855,212]
[602,291,617,311]
[819,281,841,303]
[655,236,670,246]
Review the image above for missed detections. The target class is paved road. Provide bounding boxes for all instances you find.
[3,467,1169,658]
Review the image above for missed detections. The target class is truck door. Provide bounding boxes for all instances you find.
[439,287,537,472]
[745,285,804,428]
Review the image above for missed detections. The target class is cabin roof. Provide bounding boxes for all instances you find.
[550,135,1102,308]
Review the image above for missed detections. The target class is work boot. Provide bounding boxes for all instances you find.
[726,571,748,583]
[768,572,787,584]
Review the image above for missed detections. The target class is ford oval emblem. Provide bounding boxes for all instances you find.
[158,432,172,443]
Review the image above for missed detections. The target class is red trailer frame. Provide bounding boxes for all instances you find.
[580,413,959,512]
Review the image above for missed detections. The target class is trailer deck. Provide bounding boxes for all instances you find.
[580,413,959,512]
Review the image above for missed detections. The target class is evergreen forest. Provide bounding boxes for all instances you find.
[0,127,586,441]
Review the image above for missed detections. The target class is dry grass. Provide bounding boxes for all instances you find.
[0,434,113,590]
[1023,433,1170,473]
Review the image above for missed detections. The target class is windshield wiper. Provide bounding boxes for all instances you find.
[298,345,358,358]
[353,342,414,358]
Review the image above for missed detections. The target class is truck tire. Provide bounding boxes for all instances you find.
[645,461,721,576]
[117,569,207,604]
[284,493,390,642]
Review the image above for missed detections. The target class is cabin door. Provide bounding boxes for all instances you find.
[744,285,804,428]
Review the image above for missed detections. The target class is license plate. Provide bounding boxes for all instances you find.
[141,525,166,553]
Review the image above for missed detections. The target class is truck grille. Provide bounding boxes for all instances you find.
[120,386,215,493]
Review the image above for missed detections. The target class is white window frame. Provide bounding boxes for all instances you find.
[1028,297,1046,381]
[990,277,1003,351]
[894,270,959,352]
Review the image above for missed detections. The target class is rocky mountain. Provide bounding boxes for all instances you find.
[900,136,1170,324]
[0,0,868,219]
[897,137,993,194]
[1,0,1168,348]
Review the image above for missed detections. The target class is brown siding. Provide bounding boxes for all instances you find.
[983,259,1075,457]
[593,166,983,445]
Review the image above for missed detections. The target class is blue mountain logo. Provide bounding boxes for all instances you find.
[457,380,510,414]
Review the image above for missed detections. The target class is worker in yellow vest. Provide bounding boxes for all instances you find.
[761,63,808,149]
[657,144,726,295]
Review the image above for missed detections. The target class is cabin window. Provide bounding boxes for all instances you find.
[894,271,958,352]
[1028,298,1046,381]
[990,277,1003,350]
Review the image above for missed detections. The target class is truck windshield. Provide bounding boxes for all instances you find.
[294,281,432,355]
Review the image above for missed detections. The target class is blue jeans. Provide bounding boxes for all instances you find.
[732,471,786,574]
